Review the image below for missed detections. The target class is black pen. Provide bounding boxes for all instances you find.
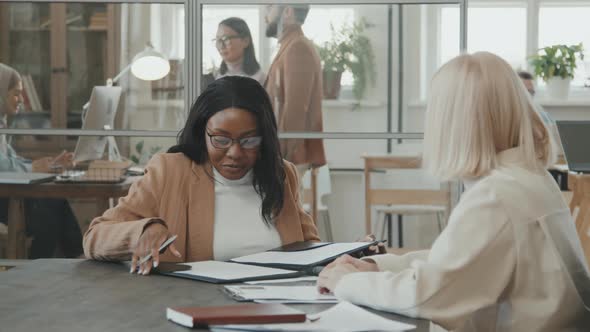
[138,234,178,266]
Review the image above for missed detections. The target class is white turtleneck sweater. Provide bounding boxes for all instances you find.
[214,59,266,85]
[212,168,281,261]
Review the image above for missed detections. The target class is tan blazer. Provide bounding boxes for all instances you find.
[264,25,326,167]
[83,153,319,262]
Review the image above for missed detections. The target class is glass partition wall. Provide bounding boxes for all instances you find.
[0,0,184,159]
[0,0,466,246]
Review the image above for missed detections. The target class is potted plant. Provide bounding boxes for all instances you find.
[316,18,376,101]
[130,140,162,165]
[529,43,584,99]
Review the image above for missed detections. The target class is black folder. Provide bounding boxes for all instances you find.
[230,241,379,271]
[155,261,303,284]
[152,241,378,284]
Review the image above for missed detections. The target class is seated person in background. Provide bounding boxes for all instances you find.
[518,70,567,187]
[517,70,554,123]
[83,76,319,274]
[318,53,590,330]
[0,63,83,258]
[213,17,265,84]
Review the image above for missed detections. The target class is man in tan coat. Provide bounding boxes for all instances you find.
[264,4,326,181]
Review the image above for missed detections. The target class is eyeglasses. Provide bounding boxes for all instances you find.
[206,131,262,150]
[212,35,242,49]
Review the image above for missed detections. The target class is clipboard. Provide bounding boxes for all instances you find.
[269,241,331,252]
[230,241,379,271]
[155,261,303,284]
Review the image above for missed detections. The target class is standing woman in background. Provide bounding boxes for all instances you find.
[317,52,590,331]
[213,17,265,84]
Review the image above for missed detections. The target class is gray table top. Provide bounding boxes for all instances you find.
[0,259,429,332]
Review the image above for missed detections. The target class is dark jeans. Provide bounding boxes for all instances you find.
[0,198,83,259]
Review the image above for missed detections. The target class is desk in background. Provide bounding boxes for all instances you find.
[0,259,430,332]
[0,177,138,259]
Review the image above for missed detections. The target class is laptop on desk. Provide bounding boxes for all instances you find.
[556,121,590,173]
[0,172,55,184]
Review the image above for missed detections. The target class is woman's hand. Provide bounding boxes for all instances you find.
[317,254,379,294]
[130,222,181,275]
[32,150,75,173]
[51,150,74,170]
[32,157,55,173]
[357,234,387,256]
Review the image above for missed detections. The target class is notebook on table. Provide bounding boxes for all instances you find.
[0,172,55,184]
[166,303,306,328]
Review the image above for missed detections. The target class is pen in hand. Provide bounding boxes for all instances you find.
[132,234,179,274]
[139,234,178,265]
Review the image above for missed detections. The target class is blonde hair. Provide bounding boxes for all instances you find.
[423,52,555,181]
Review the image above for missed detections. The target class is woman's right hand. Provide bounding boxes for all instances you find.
[32,151,75,173]
[130,222,181,275]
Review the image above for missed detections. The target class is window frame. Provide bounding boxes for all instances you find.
[435,0,590,100]
[0,0,466,141]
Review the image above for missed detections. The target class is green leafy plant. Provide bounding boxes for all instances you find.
[130,140,161,165]
[529,43,584,82]
[316,18,376,100]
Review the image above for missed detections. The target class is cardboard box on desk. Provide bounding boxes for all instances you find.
[84,160,132,182]
[59,160,133,183]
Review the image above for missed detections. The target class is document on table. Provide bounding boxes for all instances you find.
[166,261,301,283]
[231,242,372,268]
[224,285,337,303]
[210,301,416,331]
[244,276,318,285]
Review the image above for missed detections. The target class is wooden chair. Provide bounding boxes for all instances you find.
[302,166,333,241]
[302,168,318,224]
[363,155,449,247]
[568,172,590,267]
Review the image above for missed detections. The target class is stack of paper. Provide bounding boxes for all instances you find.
[224,285,337,304]
[244,276,318,285]
[210,301,416,331]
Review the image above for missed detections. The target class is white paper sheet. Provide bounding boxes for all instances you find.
[231,243,370,267]
[172,261,297,281]
[224,285,337,302]
[244,276,318,285]
[252,299,338,304]
[211,301,416,331]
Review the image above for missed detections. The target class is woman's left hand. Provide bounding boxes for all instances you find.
[317,254,379,294]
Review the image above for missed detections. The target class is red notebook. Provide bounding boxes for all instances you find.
[166,303,306,328]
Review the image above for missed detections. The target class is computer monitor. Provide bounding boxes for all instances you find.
[74,86,122,162]
[556,121,590,173]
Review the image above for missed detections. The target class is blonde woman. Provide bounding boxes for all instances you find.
[0,63,82,258]
[317,52,590,330]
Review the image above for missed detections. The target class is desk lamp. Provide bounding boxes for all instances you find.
[82,42,170,161]
[107,42,171,86]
